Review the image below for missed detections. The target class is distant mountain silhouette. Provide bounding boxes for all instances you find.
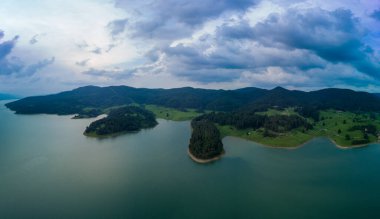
[0,93,19,101]
[5,86,380,114]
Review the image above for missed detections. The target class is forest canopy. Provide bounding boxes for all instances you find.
[189,120,224,160]
[84,106,157,136]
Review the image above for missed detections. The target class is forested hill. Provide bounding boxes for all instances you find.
[243,87,380,111]
[5,85,380,115]
[374,93,380,99]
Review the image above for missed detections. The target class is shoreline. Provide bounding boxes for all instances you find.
[187,149,224,164]
[83,129,141,138]
[223,135,374,150]
[329,138,371,149]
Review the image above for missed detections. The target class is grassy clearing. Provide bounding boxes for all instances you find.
[218,125,313,147]
[312,110,380,147]
[144,105,203,121]
[218,109,380,147]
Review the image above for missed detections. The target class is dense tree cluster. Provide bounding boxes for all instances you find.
[263,115,312,132]
[194,111,266,129]
[189,120,224,160]
[348,125,377,135]
[295,106,320,121]
[84,106,157,136]
[194,111,312,133]
[347,124,377,145]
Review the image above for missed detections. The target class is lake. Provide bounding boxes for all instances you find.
[1,100,380,219]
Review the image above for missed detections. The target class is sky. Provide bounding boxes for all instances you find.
[0,0,379,95]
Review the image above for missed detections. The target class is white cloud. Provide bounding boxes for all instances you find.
[0,0,141,94]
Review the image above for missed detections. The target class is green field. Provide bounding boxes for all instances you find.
[218,125,313,147]
[144,105,203,121]
[312,110,380,146]
[218,110,380,148]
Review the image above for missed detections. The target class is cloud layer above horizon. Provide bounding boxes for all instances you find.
[0,0,379,95]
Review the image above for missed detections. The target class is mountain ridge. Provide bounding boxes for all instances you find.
[5,85,380,115]
[0,93,19,101]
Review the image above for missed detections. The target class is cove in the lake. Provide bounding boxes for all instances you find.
[1,100,380,219]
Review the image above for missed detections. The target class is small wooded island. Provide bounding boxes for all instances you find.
[188,120,224,163]
[5,85,380,163]
[84,106,157,137]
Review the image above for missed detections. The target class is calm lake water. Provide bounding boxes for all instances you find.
[1,100,380,219]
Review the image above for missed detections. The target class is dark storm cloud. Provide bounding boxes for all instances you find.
[252,8,379,77]
[0,30,55,77]
[0,35,18,60]
[371,9,380,21]
[152,0,257,26]
[216,20,254,40]
[156,7,379,83]
[161,28,326,82]
[115,0,257,25]
[164,43,250,70]
[0,56,55,77]
[113,0,258,40]
[0,32,22,75]
[252,9,360,58]
[0,56,24,75]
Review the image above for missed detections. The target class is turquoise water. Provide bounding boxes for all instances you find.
[1,100,380,218]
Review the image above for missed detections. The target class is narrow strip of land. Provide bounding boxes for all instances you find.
[187,149,223,164]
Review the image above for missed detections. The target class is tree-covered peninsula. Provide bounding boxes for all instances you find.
[188,120,224,163]
[84,106,157,137]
